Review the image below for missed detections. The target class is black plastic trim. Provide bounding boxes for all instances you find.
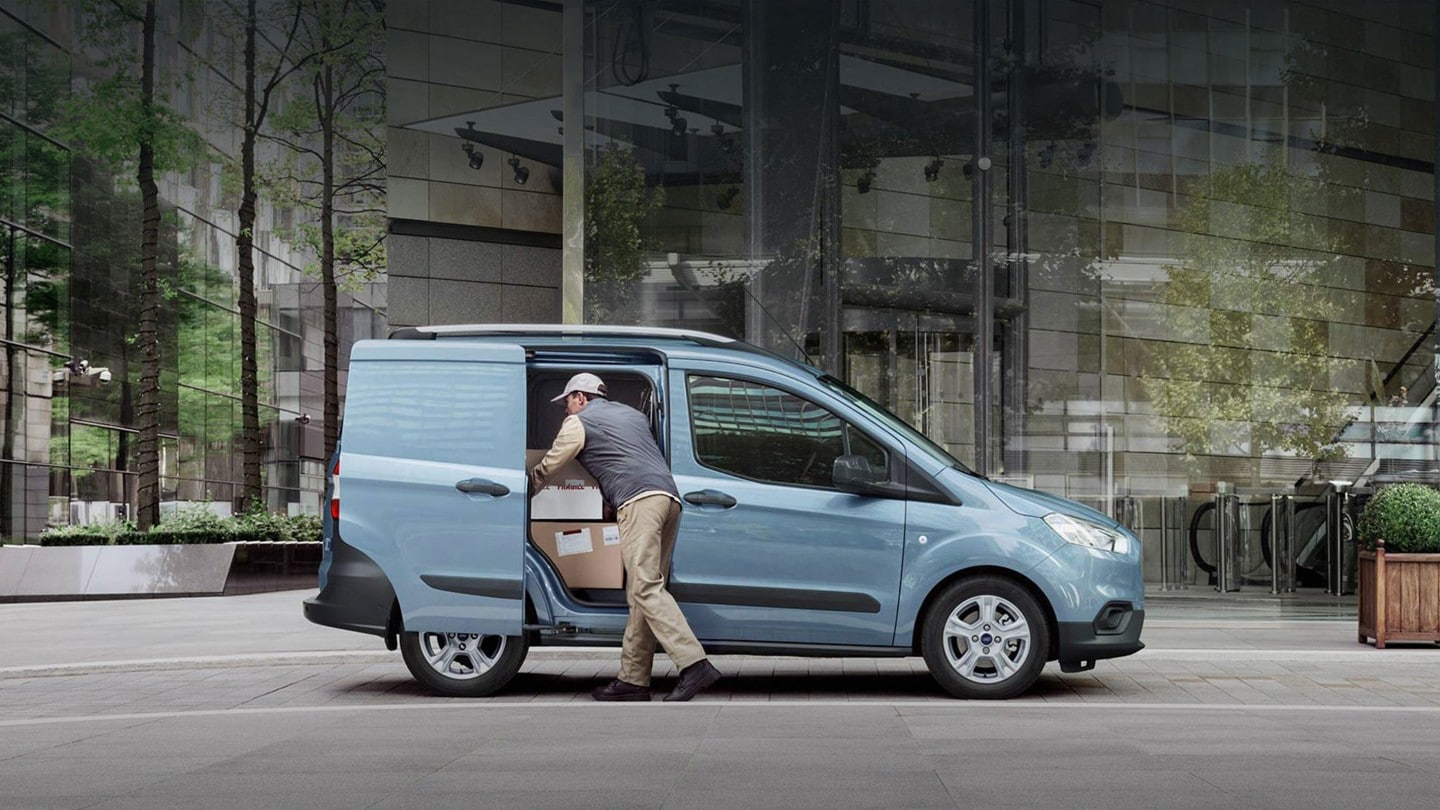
[1055,609,1145,665]
[389,218,563,249]
[670,581,881,613]
[389,326,437,340]
[302,538,395,638]
[421,574,524,600]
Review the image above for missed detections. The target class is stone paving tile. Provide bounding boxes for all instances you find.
[4,652,1440,722]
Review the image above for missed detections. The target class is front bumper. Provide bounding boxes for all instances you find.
[1055,604,1145,671]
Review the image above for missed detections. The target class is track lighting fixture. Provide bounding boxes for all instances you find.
[924,157,943,182]
[461,142,483,171]
[664,83,687,136]
[857,162,877,194]
[460,121,484,170]
[508,156,529,185]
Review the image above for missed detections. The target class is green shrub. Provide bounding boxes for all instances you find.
[285,513,323,542]
[1357,483,1440,554]
[35,505,324,546]
[37,519,136,546]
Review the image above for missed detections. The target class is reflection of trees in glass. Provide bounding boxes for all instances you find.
[1,27,69,538]
[267,0,386,462]
[65,0,205,530]
[1142,164,1354,482]
[585,145,664,325]
[175,256,244,466]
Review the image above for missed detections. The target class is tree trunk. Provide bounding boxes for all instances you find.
[320,62,339,461]
[237,0,262,511]
[134,0,162,531]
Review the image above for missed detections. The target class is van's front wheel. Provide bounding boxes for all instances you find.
[921,576,1050,700]
[400,630,528,697]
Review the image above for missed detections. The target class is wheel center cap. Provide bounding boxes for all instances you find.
[980,633,994,645]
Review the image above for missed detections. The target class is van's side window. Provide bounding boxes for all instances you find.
[687,375,888,488]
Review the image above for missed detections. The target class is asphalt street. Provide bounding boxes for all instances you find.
[3,590,1440,809]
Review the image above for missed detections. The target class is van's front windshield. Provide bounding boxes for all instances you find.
[816,374,977,476]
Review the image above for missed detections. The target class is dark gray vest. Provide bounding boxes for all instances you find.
[575,398,679,508]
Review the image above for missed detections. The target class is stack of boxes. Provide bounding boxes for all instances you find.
[525,449,624,589]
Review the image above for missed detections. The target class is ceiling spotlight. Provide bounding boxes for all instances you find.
[716,186,740,210]
[924,157,943,182]
[461,142,483,171]
[1076,141,1096,167]
[508,156,529,185]
[1037,142,1056,168]
[857,167,876,194]
[664,84,687,136]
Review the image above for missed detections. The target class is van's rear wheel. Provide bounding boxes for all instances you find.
[400,630,528,697]
[921,576,1050,700]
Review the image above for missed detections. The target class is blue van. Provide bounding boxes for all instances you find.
[304,324,1143,699]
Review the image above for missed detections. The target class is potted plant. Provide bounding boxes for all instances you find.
[1355,483,1440,648]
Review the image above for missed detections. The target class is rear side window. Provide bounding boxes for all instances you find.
[687,374,888,488]
[343,362,513,465]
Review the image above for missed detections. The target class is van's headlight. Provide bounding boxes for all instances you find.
[1043,513,1130,555]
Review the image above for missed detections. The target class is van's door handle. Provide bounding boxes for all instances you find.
[684,489,737,508]
[456,478,509,497]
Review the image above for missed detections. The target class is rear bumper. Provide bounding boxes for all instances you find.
[303,538,394,639]
[1055,604,1144,669]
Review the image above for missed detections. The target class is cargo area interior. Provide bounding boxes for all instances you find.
[525,366,661,604]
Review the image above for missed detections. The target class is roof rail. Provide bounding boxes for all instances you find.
[389,323,738,346]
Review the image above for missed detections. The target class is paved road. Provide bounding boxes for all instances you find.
[3,591,1440,809]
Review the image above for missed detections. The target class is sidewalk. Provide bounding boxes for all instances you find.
[1,587,1434,675]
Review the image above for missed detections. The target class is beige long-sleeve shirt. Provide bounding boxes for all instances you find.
[530,415,586,493]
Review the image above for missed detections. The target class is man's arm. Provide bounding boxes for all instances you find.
[530,415,586,493]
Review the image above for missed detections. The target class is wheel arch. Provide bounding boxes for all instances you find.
[909,565,1059,661]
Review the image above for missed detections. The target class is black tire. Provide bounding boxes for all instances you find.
[921,576,1051,700]
[400,630,528,697]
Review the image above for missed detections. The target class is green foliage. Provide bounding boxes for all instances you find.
[1141,163,1355,481]
[262,0,388,290]
[61,1,207,176]
[585,145,664,324]
[36,506,322,546]
[1357,484,1440,554]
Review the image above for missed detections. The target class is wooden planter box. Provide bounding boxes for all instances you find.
[1357,543,1440,648]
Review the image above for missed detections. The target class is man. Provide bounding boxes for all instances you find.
[530,372,722,702]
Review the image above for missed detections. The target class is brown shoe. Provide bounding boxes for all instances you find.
[592,679,652,702]
[664,659,721,702]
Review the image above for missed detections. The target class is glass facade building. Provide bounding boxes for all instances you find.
[0,2,385,540]
[393,0,1438,591]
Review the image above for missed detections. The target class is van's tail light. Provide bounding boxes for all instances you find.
[330,458,340,520]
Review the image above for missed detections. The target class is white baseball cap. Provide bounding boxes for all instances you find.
[550,372,608,402]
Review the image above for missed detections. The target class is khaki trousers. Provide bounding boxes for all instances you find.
[616,494,706,686]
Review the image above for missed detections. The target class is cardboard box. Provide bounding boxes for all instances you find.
[526,448,604,520]
[530,521,624,590]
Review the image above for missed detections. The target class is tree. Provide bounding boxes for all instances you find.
[584,145,664,325]
[267,0,386,461]
[65,0,205,530]
[1141,163,1355,483]
[210,0,318,509]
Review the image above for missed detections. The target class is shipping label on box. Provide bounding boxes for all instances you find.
[602,525,621,546]
[554,527,594,557]
[530,521,624,590]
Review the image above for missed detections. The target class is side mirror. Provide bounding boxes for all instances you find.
[833,454,885,493]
